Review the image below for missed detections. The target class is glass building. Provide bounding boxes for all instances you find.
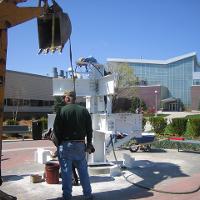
[107,52,200,109]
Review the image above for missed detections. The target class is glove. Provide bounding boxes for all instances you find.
[85,143,95,154]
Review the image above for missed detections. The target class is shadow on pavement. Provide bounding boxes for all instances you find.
[122,147,167,153]
[47,159,188,200]
[178,150,200,154]
[0,190,17,200]
[2,174,30,182]
[1,157,9,161]
[90,175,115,183]
[147,148,167,153]
[126,160,188,191]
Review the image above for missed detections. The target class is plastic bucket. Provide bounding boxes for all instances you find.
[45,162,60,184]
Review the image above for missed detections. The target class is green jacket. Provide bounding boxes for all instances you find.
[53,104,93,145]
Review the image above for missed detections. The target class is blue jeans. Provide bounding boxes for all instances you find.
[58,141,92,199]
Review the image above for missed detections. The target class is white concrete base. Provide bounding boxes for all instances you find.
[88,162,121,177]
[35,148,52,164]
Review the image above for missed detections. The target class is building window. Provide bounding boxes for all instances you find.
[6,98,14,106]
[193,79,200,85]
[23,99,30,106]
[4,98,53,107]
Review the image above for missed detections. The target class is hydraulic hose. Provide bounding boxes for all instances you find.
[69,38,76,93]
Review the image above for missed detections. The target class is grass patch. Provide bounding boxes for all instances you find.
[152,138,200,152]
[185,114,200,119]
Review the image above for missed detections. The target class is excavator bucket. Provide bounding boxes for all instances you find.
[37,7,71,53]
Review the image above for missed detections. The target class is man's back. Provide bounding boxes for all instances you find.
[54,104,92,143]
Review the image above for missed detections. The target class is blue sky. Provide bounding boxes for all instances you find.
[6,0,200,76]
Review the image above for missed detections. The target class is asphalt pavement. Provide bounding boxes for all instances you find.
[1,139,200,200]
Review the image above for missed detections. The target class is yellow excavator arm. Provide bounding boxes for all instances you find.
[0,1,43,29]
[0,0,72,188]
[0,0,46,187]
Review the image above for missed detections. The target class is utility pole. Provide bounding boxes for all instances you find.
[154,90,158,117]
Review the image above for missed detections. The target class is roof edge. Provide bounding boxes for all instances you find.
[107,52,197,65]
[6,69,52,79]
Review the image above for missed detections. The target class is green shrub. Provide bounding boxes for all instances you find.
[5,119,19,125]
[149,117,167,135]
[186,118,200,138]
[168,118,188,136]
[185,114,200,119]
[39,117,48,131]
[130,97,147,113]
[54,96,65,113]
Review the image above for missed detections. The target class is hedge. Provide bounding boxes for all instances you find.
[186,118,200,138]
[149,117,167,135]
[168,118,188,136]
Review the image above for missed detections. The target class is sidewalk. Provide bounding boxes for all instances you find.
[1,140,200,200]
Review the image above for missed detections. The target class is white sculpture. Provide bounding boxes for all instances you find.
[48,58,142,174]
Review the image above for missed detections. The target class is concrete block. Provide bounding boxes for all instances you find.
[110,165,122,177]
[35,148,52,164]
[123,153,135,169]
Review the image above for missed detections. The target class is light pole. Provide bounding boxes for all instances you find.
[154,90,158,117]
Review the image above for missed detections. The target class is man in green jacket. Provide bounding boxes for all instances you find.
[54,90,94,200]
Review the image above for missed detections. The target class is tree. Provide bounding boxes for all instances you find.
[106,63,137,89]
[130,96,147,113]
[107,63,137,112]
[10,88,24,121]
[54,96,65,113]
